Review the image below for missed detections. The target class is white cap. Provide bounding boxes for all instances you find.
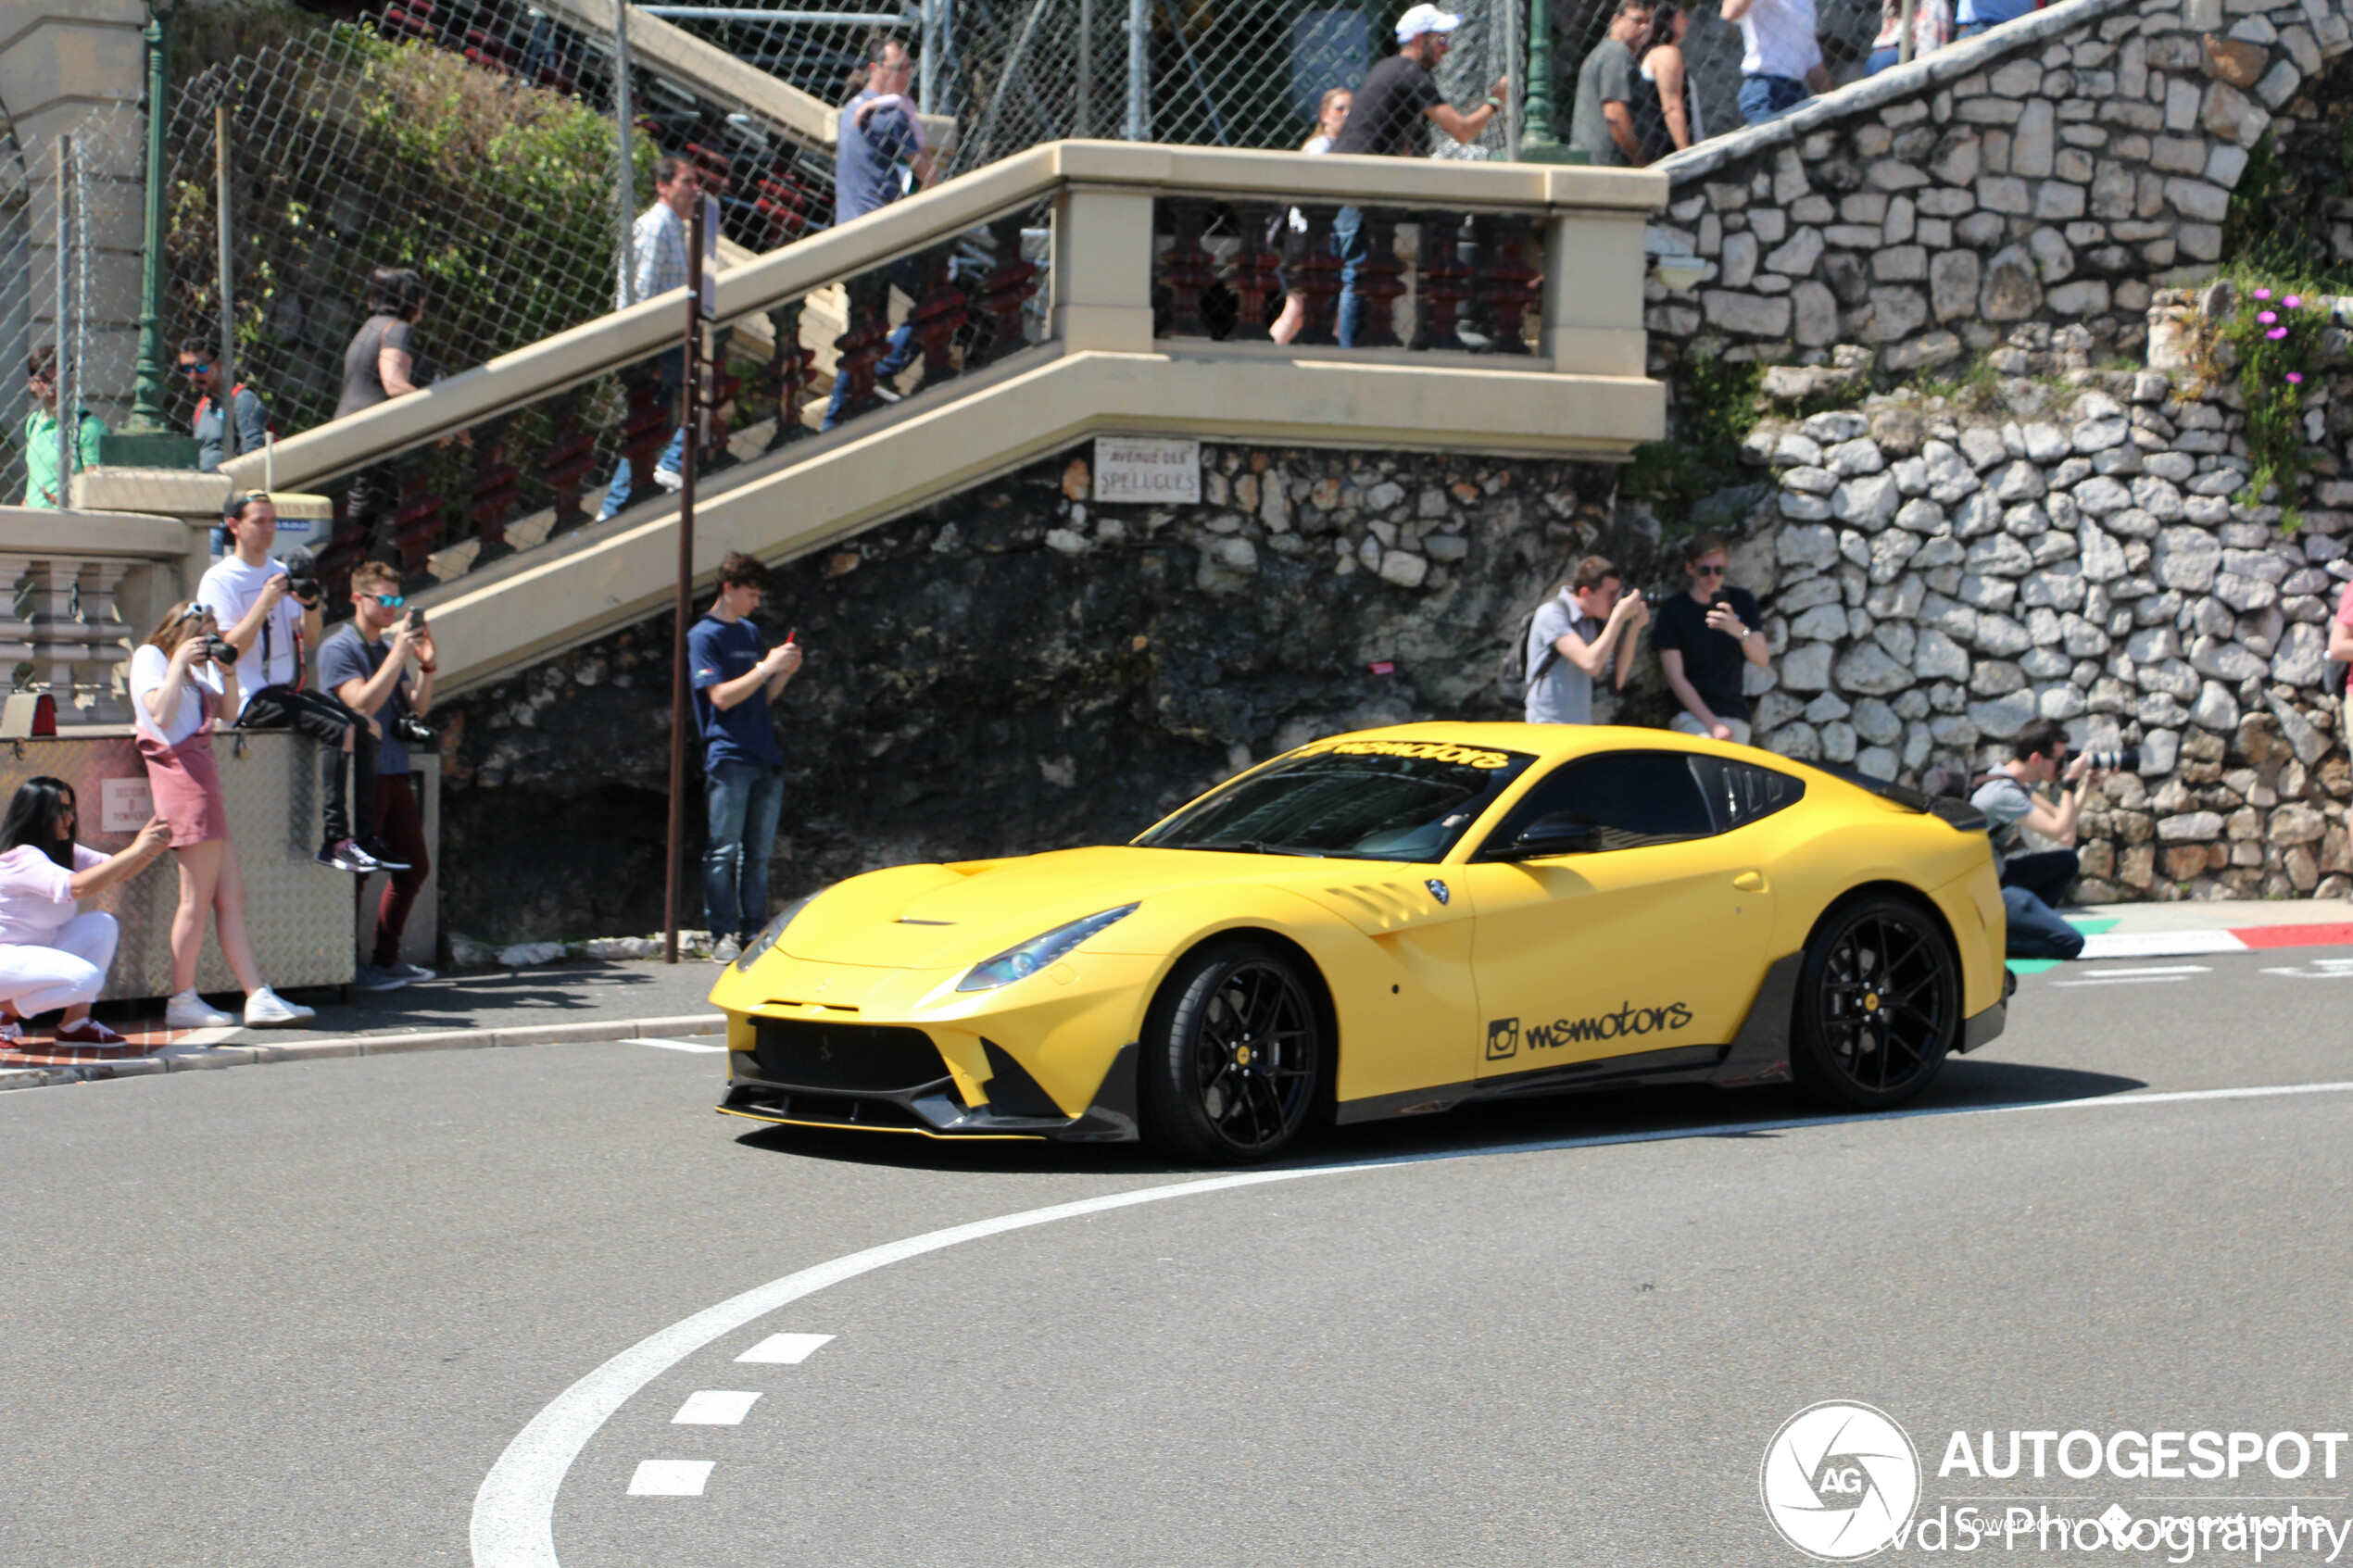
[1394,4,1463,43]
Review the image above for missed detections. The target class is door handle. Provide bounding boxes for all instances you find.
[1733,871,1768,892]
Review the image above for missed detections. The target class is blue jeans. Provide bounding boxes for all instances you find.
[704,760,784,940]
[1865,44,1902,75]
[2002,885,2083,960]
[822,320,917,429]
[1738,74,1811,126]
[1331,206,1368,347]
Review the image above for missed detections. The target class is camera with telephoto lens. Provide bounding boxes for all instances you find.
[2082,746,2140,773]
[395,714,438,746]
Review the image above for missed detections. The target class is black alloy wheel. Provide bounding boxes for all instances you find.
[1791,896,1961,1110]
[1139,941,1323,1163]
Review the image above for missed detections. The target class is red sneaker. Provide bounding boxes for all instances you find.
[53,1019,128,1047]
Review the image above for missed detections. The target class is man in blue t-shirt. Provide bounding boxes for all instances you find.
[689,552,803,960]
[824,36,937,430]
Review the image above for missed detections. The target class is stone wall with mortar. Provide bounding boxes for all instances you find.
[433,443,1636,945]
[1723,299,2353,904]
[1645,0,2353,387]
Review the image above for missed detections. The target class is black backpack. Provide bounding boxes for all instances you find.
[1495,605,1558,702]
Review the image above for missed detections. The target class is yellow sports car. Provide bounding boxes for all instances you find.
[712,723,2011,1162]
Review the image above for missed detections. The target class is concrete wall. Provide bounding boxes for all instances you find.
[1645,0,2353,386]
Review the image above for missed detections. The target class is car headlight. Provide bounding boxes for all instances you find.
[956,904,1139,993]
[735,894,816,971]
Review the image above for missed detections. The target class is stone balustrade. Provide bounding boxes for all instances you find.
[0,503,209,728]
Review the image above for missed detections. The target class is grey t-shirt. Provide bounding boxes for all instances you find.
[1524,594,1604,724]
[318,624,412,775]
[336,315,415,420]
[1969,774,2035,869]
[1570,38,1638,168]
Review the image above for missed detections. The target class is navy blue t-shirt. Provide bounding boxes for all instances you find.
[688,615,785,770]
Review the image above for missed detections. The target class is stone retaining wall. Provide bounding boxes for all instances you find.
[1646,0,2353,384]
[1729,319,2353,902]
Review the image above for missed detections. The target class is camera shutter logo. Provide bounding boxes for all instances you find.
[1759,1401,1920,1561]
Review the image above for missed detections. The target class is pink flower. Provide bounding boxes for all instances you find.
[2284,296,2303,309]
[2258,310,2277,323]
[2267,327,2289,340]
[2287,372,2305,384]
[2254,288,2272,300]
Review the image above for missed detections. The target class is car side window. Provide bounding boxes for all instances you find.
[1482,751,1718,854]
[1689,755,1806,834]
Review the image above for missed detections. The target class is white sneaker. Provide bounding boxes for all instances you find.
[244,987,316,1028]
[652,465,685,493]
[165,991,239,1030]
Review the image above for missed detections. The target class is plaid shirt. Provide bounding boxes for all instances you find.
[624,197,720,307]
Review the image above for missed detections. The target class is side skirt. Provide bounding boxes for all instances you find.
[1707,949,1803,1089]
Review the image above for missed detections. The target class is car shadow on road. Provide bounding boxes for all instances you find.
[727,1059,2145,1177]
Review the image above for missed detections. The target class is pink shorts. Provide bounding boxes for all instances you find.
[137,733,230,847]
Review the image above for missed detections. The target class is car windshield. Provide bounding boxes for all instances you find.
[1135,739,1534,862]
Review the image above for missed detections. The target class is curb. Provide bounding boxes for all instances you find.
[0,1012,728,1094]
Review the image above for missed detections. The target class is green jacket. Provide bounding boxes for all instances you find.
[20,407,107,509]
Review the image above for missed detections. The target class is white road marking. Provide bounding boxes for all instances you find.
[635,1038,727,1054]
[626,1461,713,1497]
[735,1332,836,1364]
[2078,931,2249,959]
[472,1077,2353,1568]
[671,1391,761,1425]
[2052,975,2190,987]
[2261,966,2353,980]
[2072,966,2210,978]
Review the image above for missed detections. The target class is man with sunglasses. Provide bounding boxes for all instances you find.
[178,336,271,475]
[1652,532,1770,745]
[19,346,107,510]
[320,562,437,989]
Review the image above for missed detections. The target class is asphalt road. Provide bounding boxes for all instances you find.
[7,950,2353,1567]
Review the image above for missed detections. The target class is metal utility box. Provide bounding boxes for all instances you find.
[0,729,363,1000]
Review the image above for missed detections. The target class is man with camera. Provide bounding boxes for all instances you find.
[1653,533,1770,744]
[321,561,439,991]
[198,492,400,876]
[691,553,803,963]
[1523,555,1649,724]
[1969,719,2103,960]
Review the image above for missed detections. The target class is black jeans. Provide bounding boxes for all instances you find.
[346,464,405,565]
[239,685,377,847]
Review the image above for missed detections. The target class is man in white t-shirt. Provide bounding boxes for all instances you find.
[197,493,400,874]
[1523,555,1649,724]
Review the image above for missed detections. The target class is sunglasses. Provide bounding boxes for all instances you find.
[366,593,406,608]
[1692,563,1727,577]
[172,604,216,625]
[178,361,213,378]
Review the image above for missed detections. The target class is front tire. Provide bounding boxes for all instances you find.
[1138,941,1322,1163]
[1791,896,1960,1110]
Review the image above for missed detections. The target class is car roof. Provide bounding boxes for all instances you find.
[1322,721,1784,769]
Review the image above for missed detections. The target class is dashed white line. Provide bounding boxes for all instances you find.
[735,1332,836,1364]
[2073,966,2210,978]
[2052,975,2191,987]
[672,1391,761,1425]
[626,1461,713,1497]
[474,1078,2353,1568]
[635,1038,728,1054]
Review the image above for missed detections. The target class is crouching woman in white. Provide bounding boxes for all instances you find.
[0,778,171,1045]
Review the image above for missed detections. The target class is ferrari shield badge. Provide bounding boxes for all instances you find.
[1425,878,1451,906]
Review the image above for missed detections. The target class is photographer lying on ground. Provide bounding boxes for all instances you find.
[320,562,438,992]
[1966,720,2106,960]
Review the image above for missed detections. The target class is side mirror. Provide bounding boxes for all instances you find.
[1495,811,1602,859]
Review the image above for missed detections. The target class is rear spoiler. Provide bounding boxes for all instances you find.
[1808,760,1987,834]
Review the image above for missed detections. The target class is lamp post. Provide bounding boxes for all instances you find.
[1517,0,1588,164]
[103,3,201,465]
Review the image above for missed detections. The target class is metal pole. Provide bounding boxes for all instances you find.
[663,197,708,964]
[53,136,72,508]
[126,12,172,433]
[1123,0,1147,141]
[614,0,638,307]
[1898,0,1919,63]
[1518,0,1579,161]
[1075,0,1092,138]
[215,100,239,462]
[920,0,939,114]
[1502,0,1523,160]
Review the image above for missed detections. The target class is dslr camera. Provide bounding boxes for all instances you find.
[395,713,439,746]
[280,546,322,604]
[2082,746,2140,773]
[198,633,238,666]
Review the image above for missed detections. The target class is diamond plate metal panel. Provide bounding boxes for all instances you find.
[0,730,357,1000]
